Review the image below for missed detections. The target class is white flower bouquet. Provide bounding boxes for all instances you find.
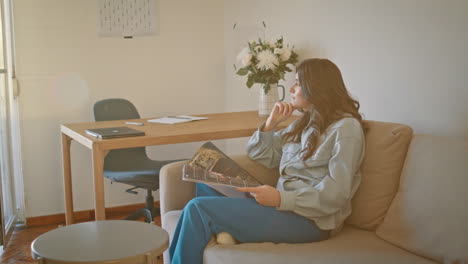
[235,37,298,93]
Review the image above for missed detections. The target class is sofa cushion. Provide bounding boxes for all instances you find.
[163,211,435,264]
[162,210,184,263]
[162,210,182,241]
[204,226,436,264]
[376,135,468,263]
[346,120,413,230]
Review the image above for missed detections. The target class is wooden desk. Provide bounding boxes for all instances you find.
[61,111,296,225]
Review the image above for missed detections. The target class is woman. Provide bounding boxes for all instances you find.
[169,58,365,264]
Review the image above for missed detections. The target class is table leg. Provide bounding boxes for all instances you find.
[61,134,74,225]
[92,147,109,220]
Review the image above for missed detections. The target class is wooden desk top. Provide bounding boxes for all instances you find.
[61,111,298,151]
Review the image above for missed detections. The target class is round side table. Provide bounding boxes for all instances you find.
[31,220,169,264]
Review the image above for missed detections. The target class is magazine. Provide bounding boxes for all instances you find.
[182,142,261,197]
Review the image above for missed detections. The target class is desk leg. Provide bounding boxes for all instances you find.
[61,134,74,225]
[92,147,109,220]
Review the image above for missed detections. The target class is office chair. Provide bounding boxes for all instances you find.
[93,98,184,223]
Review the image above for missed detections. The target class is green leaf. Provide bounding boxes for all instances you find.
[263,83,270,94]
[289,52,299,64]
[247,75,254,88]
[236,68,249,76]
[279,72,285,80]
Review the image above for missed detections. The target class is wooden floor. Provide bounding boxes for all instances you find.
[1,214,163,264]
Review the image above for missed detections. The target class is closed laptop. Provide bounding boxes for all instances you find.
[85,127,145,139]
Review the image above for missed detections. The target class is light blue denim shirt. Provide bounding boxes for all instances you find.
[246,116,365,231]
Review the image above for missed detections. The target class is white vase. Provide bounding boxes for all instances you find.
[258,83,285,117]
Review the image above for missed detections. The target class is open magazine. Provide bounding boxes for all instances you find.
[182,142,261,197]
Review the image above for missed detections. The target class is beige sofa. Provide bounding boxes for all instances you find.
[160,120,468,264]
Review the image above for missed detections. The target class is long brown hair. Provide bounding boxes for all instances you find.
[283,58,364,161]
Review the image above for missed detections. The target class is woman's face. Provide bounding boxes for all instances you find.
[289,74,313,111]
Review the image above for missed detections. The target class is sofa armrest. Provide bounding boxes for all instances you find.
[159,160,195,217]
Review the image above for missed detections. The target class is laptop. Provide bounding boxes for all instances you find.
[85,127,145,139]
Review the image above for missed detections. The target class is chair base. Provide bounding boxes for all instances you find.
[125,189,160,223]
[125,208,157,223]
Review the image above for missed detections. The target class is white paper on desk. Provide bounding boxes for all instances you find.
[147,115,208,124]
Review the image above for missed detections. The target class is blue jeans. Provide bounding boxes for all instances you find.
[169,183,329,264]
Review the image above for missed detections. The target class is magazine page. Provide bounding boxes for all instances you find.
[182,142,261,191]
[182,164,260,188]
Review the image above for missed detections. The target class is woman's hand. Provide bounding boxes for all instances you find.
[237,185,281,207]
[263,102,296,132]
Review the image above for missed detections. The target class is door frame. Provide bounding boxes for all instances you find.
[4,0,25,225]
[0,0,25,248]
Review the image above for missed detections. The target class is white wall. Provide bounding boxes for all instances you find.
[224,0,468,155]
[14,0,225,217]
[14,0,468,218]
